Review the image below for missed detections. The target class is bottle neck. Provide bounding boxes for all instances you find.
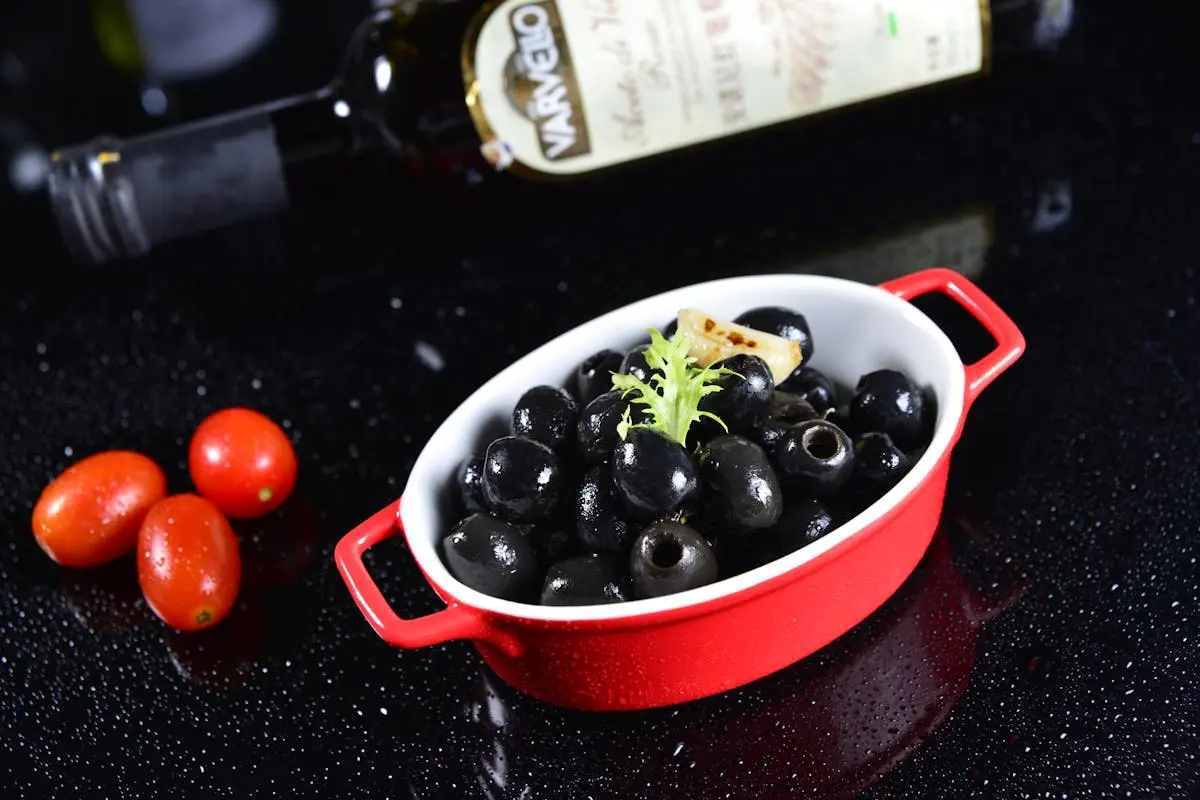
[45,85,368,264]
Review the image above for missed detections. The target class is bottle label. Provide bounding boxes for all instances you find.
[463,0,988,176]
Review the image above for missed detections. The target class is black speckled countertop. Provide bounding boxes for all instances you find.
[3,2,1200,798]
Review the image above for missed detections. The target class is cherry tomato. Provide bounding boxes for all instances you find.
[188,408,298,520]
[137,494,242,632]
[32,450,167,567]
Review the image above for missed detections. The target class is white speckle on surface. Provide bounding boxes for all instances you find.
[414,341,445,372]
[390,297,403,310]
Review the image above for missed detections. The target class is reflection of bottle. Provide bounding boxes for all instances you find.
[785,206,996,285]
[757,159,1071,284]
[47,0,1074,264]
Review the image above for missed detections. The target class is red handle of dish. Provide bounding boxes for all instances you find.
[334,501,520,656]
[880,268,1026,409]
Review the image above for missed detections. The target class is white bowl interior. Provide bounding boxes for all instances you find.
[401,274,965,622]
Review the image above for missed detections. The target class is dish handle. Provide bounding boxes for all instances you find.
[880,268,1026,410]
[335,501,521,656]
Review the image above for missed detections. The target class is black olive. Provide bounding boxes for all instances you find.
[456,455,487,515]
[511,385,579,454]
[629,522,718,599]
[762,499,836,564]
[692,354,774,445]
[709,533,744,579]
[575,349,624,405]
[661,318,679,340]
[611,429,699,519]
[441,514,541,601]
[849,369,927,451]
[774,419,855,497]
[734,306,814,365]
[619,344,656,384]
[574,464,638,555]
[540,554,632,605]
[768,391,819,423]
[751,392,821,457]
[697,434,783,534]
[752,419,791,460]
[481,436,564,523]
[520,523,575,569]
[824,404,855,439]
[575,390,630,466]
[779,366,838,413]
[850,432,913,501]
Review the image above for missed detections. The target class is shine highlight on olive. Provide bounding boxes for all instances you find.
[439,305,935,606]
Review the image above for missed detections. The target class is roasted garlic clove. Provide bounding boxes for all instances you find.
[677,308,802,384]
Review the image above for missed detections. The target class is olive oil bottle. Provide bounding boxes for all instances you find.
[46,0,1073,264]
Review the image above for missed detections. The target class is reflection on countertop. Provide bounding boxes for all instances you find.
[440,517,1026,800]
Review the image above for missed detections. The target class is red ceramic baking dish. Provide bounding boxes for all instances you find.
[335,268,1025,711]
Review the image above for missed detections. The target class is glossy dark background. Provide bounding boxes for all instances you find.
[3,1,1200,798]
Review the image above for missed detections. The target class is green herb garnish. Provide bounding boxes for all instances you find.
[610,328,738,447]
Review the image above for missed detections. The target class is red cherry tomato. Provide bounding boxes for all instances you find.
[32,450,167,567]
[137,494,242,632]
[188,408,298,520]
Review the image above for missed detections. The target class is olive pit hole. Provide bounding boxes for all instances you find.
[803,426,841,460]
[651,537,684,569]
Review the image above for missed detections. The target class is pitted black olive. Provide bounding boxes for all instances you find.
[512,385,579,454]
[774,419,855,497]
[611,429,699,519]
[442,514,540,601]
[481,436,564,523]
[541,554,632,605]
[575,349,624,405]
[697,434,783,534]
[576,390,630,466]
[849,369,927,451]
[574,464,638,555]
[630,522,718,599]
